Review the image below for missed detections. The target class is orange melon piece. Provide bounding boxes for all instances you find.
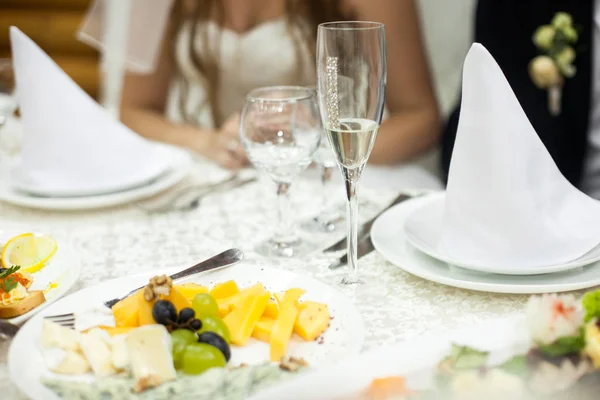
[209,280,239,299]
[294,302,330,341]
[112,290,142,328]
[137,292,156,326]
[252,316,275,343]
[163,287,192,312]
[223,288,270,346]
[174,283,208,301]
[366,377,411,399]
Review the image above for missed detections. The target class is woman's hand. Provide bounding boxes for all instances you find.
[191,113,249,170]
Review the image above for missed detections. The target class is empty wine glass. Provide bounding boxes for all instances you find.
[241,86,322,257]
[300,126,345,233]
[317,22,386,287]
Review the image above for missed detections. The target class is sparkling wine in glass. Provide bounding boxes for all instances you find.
[240,86,322,257]
[317,22,386,286]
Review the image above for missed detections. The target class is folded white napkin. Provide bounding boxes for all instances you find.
[415,43,600,269]
[9,27,172,197]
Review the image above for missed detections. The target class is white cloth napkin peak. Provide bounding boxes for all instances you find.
[441,43,600,268]
[9,27,172,197]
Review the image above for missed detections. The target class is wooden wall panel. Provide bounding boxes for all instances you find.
[0,0,99,98]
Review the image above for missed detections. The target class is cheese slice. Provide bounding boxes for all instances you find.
[111,334,130,370]
[40,320,81,351]
[125,325,176,392]
[41,347,91,375]
[80,330,117,376]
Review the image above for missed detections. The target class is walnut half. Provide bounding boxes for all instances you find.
[143,275,173,302]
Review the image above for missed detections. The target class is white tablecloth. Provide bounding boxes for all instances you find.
[0,123,538,399]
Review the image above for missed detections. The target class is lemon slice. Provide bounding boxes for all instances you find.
[1,233,57,273]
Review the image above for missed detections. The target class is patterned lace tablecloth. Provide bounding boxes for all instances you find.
[0,157,542,399]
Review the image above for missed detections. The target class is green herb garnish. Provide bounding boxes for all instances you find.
[0,265,20,293]
[582,290,600,322]
[538,328,585,357]
[499,355,530,377]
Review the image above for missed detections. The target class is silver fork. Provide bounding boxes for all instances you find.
[137,175,256,213]
[44,248,244,328]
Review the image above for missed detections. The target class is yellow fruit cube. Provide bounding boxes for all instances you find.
[263,298,279,319]
[174,283,208,301]
[269,290,303,362]
[223,289,270,346]
[112,290,142,328]
[294,302,330,341]
[210,280,239,299]
[252,316,275,343]
[298,300,327,311]
[217,283,265,317]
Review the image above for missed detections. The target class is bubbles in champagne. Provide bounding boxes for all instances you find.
[325,118,378,169]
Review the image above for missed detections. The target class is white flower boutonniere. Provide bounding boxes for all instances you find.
[529,12,579,116]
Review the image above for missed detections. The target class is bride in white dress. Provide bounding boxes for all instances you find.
[118,0,442,190]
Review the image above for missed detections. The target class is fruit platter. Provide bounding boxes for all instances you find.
[0,232,80,324]
[256,291,600,400]
[8,263,364,399]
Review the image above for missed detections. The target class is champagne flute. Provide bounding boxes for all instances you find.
[317,22,386,286]
[240,86,322,257]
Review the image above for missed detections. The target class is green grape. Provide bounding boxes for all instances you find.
[192,293,219,318]
[182,343,226,375]
[199,315,231,344]
[170,329,197,370]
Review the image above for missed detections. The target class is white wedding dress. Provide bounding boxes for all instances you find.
[165,18,443,191]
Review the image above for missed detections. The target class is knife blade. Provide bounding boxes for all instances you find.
[329,235,375,269]
[323,193,412,253]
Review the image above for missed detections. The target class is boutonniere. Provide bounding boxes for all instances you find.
[529,12,579,116]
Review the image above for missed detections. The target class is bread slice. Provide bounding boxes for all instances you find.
[0,290,46,318]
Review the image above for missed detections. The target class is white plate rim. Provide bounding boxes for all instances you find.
[372,195,600,294]
[0,146,193,211]
[8,264,365,400]
[249,314,527,400]
[5,239,81,325]
[403,192,600,275]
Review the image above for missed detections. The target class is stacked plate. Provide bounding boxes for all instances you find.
[371,192,600,294]
[0,27,193,210]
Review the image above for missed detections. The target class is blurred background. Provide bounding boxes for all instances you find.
[0,0,476,115]
[0,0,99,98]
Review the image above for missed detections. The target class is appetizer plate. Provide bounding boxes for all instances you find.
[2,232,81,325]
[403,192,600,275]
[0,144,193,211]
[372,195,600,294]
[9,263,365,400]
[252,315,528,400]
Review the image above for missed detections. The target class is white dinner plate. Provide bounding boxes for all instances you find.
[252,315,528,400]
[0,145,193,211]
[372,195,600,294]
[403,192,600,275]
[9,263,365,400]
[1,231,81,325]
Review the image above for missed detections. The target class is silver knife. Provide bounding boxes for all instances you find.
[324,193,413,253]
[329,235,375,269]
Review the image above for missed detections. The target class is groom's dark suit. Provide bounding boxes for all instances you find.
[442,0,594,187]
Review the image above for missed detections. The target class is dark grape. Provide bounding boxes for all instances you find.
[197,331,230,362]
[190,319,202,331]
[152,300,177,326]
[178,308,196,325]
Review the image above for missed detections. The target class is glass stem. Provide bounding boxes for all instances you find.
[342,167,362,284]
[274,182,297,244]
[317,165,334,219]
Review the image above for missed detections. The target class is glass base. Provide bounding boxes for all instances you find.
[254,237,314,258]
[300,212,345,233]
[338,273,389,298]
